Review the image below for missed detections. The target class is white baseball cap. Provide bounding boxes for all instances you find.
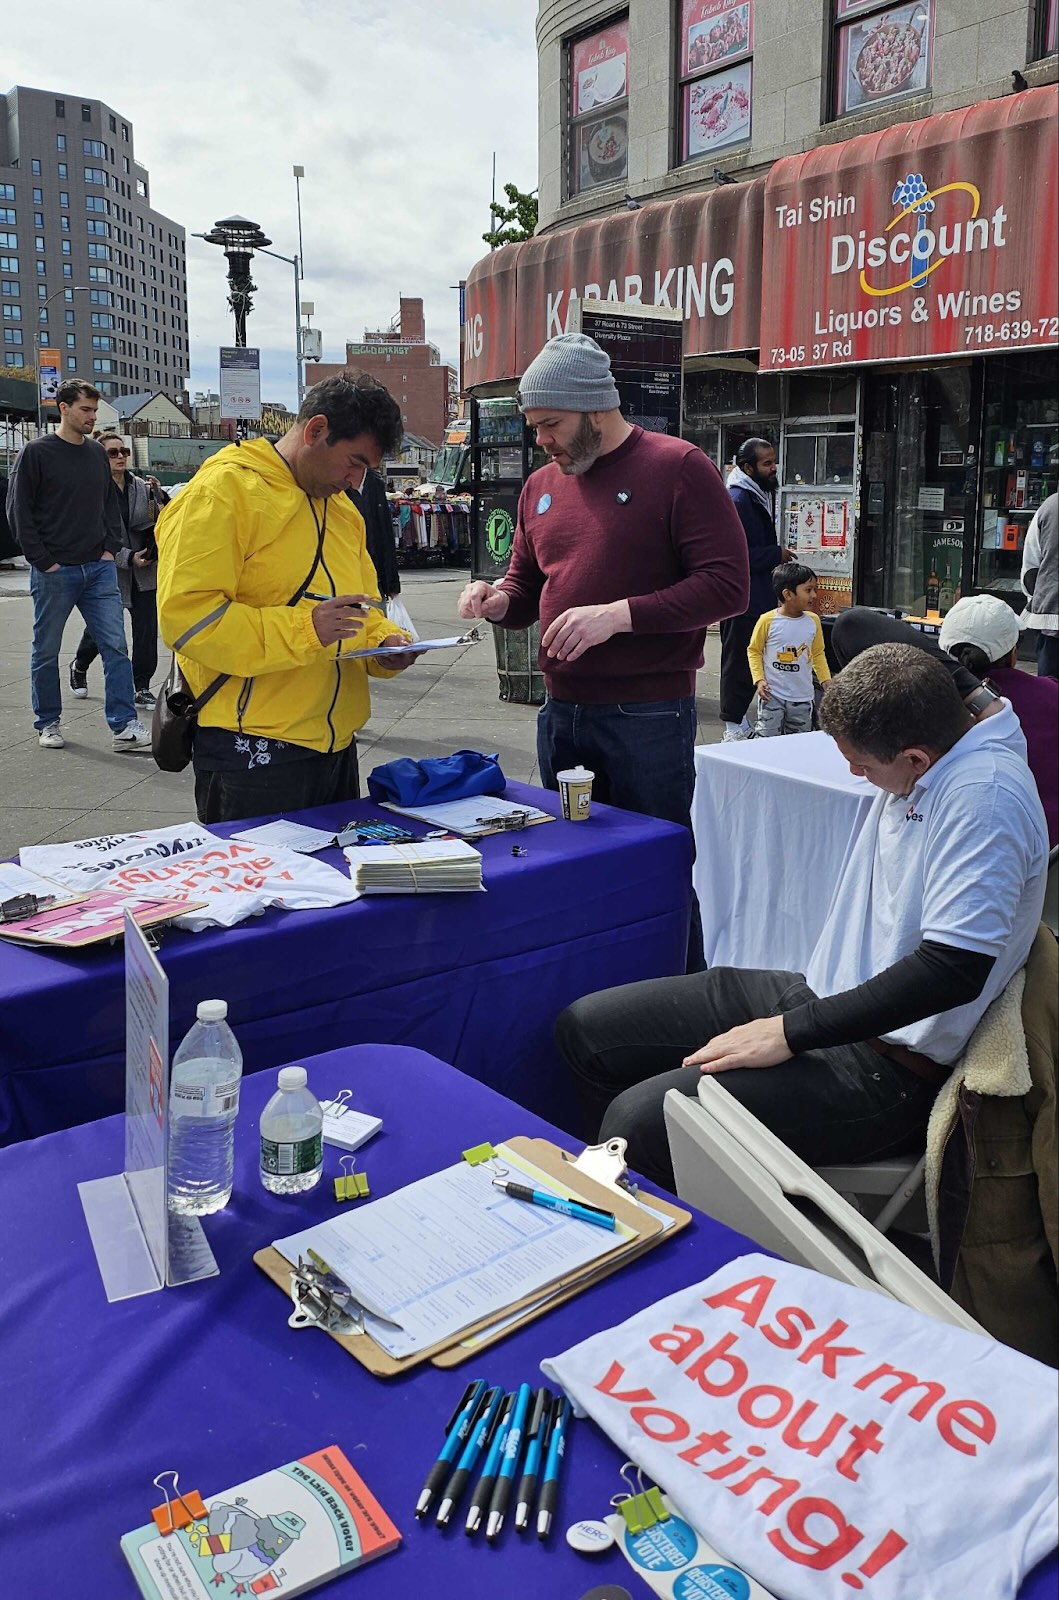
[939,595,1019,666]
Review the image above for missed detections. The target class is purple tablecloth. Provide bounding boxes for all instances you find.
[0,781,690,1145]
[1,1045,1053,1600]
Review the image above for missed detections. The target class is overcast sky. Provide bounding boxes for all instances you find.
[4,0,539,407]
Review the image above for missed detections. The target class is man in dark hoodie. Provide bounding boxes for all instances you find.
[719,437,791,741]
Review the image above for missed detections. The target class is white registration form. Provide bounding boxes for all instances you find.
[272,1143,629,1359]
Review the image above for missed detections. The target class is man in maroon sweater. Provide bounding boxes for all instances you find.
[458,333,749,969]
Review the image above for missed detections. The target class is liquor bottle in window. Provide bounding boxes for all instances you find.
[926,564,940,613]
[939,563,955,614]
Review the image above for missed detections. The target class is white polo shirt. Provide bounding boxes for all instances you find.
[806,703,1048,1064]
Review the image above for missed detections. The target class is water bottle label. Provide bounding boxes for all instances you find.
[260,1133,322,1176]
[171,1077,241,1118]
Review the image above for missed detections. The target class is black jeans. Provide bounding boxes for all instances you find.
[556,966,939,1193]
[193,742,360,825]
[76,583,158,693]
[1037,633,1058,680]
[718,611,758,725]
[537,694,704,973]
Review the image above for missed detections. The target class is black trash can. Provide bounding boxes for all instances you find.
[472,487,545,706]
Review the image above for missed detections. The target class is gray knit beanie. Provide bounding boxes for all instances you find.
[517,333,621,413]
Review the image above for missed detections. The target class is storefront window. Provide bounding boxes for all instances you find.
[976,354,1059,603]
[567,18,630,197]
[859,366,972,615]
[831,0,933,121]
[682,367,779,466]
[1036,0,1058,56]
[677,1,753,166]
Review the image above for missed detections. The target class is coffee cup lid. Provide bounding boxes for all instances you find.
[558,766,594,782]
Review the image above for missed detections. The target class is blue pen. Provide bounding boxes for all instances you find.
[465,1390,515,1535]
[436,1385,503,1526]
[415,1378,486,1518]
[536,1395,571,1539]
[486,1381,533,1540]
[514,1389,552,1533]
[495,1179,617,1231]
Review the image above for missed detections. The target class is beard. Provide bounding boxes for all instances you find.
[752,469,778,494]
[557,414,604,476]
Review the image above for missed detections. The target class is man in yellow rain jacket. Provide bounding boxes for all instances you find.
[157,375,415,823]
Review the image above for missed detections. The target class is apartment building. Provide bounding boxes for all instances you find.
[0,85,190,405]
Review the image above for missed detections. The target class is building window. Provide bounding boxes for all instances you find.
[61,217,70,232]
[63,264,73,278]
[0,280,18,295]
[66,356,77,369]
[0,257,20,273]
[3,328,23,345]
[65,309,74,323]
[86,220,110,237]
[82,103,93,122]
[87,243,111,260]
[123,156,130,173]
[35,237,45,252]
[92,358,115,372]
[66,334,76,347]
[88,266,112,282]
[32,188,42,203]
[33,213,44,227]
[83,138,106,158]
[5,353,23,366]
[90,289,114,305]
[86,195,109,212]
[62,241,72,255]
[122,123,129,141]
[36,261,46,276]
[0,184,14,202]
[59,192,69,208]
[1035,0,1058,54]
[57,162,68,179]
[136,178,148,200]
[55,99,66,118]
[2,303,21,319]
[832,0,933,118]
[678,1,754,164]
[57,134,66,152]
[109,114,117,132]
[84,166,108,185]
[31,159,41,176]
[38,285,46,301]
[0,209,15,226]
[567,17,630,196]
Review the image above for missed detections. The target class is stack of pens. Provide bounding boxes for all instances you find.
[416,1379,571,1542]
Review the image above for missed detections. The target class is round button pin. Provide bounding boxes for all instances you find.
[578,1586,632,1600]
[567,1519,615,1553]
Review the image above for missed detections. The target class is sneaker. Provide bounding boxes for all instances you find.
[69,662,89,699]
[38,723,65,750]
[721,726,751,743]
[134,688,157,712]
[112,719,152,753]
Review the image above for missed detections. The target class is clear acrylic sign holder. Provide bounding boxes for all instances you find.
[78,911,218,1300]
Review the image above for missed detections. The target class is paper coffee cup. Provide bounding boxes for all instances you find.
[557,765,594,821]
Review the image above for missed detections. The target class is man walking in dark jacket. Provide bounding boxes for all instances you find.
[719,437,790,740]
[6,380,151,753]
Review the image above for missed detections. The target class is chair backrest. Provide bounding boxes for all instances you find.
[664,1079,984,1335]
[1043,845,1058,938]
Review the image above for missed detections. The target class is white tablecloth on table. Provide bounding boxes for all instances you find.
[692,730,875,973]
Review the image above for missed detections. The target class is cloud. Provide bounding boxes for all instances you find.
[3,0,539,407]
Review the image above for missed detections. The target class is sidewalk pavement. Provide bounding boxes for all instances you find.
[0,564,726,858]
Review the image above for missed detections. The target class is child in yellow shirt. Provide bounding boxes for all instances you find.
[747,562,831,736]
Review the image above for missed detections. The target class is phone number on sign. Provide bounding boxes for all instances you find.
[965,317,1059,346]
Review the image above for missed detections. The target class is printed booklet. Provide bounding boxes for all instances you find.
[121,1445,400,1599]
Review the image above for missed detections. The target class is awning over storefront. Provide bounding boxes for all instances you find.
[760,85,1059,373]
[463,176,764,388]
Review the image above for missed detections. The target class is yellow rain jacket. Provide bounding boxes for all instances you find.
[156,440,407,754]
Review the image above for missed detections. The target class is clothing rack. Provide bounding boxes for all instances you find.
[389,496,472,569]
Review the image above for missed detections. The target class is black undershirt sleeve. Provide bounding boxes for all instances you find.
[782,940,997,1056]
[830,607,981,701]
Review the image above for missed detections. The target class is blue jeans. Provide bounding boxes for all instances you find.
[29,561,135,732]
[537,694,704,971]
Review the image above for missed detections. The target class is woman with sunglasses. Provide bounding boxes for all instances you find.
[69,433,169,711]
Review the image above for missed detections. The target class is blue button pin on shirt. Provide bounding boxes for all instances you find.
[537,493,552,514]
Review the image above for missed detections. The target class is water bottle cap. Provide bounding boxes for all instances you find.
[278,1065,307,1090]
[196,999,228,1022]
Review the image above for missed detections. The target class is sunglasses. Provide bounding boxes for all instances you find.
[106,447,130,458]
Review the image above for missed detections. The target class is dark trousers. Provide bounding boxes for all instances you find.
[556,966,938,1193]
[193,742,360,825]
[1037,633,1058,681]
[718,611,758,724]
[537,694,704,972]
[76,584,158,692]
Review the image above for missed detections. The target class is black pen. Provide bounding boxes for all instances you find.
[464,1391,514,1535]
[537,1395,571,1539]
[435,1386,503,1526]
[513,1388,552,1533]
[415,1379,486,1519]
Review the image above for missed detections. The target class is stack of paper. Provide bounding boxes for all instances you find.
[342,838,482,895]
[382,795,553,837]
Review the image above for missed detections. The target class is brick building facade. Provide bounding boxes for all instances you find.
[309,296,456,448]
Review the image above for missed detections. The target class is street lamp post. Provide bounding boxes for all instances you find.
[257,245,303,410]
[36,285,90,435]
[195,216,272,347]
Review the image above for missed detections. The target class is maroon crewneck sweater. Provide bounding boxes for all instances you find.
[498,427,749,703]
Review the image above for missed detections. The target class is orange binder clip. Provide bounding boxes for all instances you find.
[151,1469,207,1535]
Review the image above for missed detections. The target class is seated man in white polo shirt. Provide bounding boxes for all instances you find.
[557,643,1048,1192]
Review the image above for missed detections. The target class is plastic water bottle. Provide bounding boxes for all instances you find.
[259,1066,324,1195]
[167,999,243,1216]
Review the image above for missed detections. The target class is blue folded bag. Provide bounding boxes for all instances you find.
[367,750,506,807]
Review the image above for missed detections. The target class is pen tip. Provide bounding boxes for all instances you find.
[464,1512,480,1535]
[415,1493,432,1517]
[435,1500,452,1526]
[537,1511,551,1540]
[514,1503,528,1531]
[486,1513,502,1540]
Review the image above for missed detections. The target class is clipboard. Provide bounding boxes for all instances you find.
[253,1135,691,1377]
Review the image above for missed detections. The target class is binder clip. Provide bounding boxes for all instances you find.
[320,1088,354,1122]
[610,1463,669,1535]
[480,809,530,832]
[461,1141,498,1167]
[151,1469,207,1536]
[334,1154,370,1202]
